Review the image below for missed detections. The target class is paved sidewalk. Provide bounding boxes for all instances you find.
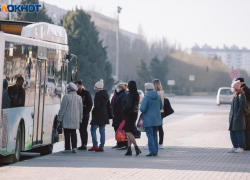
[1,113,250,180]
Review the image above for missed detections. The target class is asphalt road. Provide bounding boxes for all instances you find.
[7,95,231,164]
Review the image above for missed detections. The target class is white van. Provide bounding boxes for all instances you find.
[216,87,234,106]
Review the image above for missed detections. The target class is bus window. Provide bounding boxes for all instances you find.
[2,79,10,109]
[3,42,37,108]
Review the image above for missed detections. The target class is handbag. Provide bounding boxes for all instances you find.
[136,114,145,132]
[115,120,128,142]
[163,98,174,118]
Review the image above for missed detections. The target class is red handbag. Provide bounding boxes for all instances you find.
[115,120,127,142]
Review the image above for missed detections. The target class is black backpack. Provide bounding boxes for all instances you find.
[163,98,174,118]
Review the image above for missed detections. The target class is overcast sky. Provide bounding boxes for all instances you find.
[42,0,250,50]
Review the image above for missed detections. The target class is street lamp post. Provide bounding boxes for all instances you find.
[115,6,122,80]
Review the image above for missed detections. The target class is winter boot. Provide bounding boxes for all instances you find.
[135,146,141,156]
[125,147,132,156]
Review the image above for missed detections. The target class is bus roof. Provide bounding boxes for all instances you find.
[0,20,68,45]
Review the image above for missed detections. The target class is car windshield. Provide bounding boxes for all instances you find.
[220,89,233,95]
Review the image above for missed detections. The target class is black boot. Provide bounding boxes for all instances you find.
[135,146,141,156]
[125,147,132,156]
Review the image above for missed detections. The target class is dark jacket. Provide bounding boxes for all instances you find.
[123,92,139,116]
[91,90,110,126]
[77,88,93,123]
[241,84,250,102]
[8,84,25,108]
[229,92,246,131]
[113,90,126,127]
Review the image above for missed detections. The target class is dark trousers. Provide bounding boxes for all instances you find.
[230,130,245,149]
[79,123,88,146]
[114,126,127,147]
[158,113,164,145]
[245,116,250,149]
[64,128,77,150]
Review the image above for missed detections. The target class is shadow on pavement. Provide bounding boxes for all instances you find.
[9,146,250,172]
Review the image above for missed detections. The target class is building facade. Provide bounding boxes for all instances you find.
[192,44,250,71]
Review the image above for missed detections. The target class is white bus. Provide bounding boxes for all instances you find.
[0,21,75,163]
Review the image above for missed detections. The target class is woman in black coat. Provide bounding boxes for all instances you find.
[228,81,246,153]
[113,83,127,149]
[123,81,141,156]
[89,80,110,152]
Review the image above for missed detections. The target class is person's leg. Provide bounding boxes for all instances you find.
[99,125,106,148]
[235,130,245,149]
[145,127,155,154]
[90,125,98,147]
[245,116,250,149]
[126,132,137,146]
[153,126,159,154]
[158,125,164,145]
[79,123,84,146]
[63,129,71,150]
[230,131,238,148]
[70,129,77,149]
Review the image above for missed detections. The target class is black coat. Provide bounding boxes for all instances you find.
[77,89,93,123]
[123,92,139,116]
[113,90,126,127]
[241,84,250,102]
[91,90,110,126]
[229,92,246,131]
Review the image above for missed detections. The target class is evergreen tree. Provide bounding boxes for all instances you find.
[62,8,113,94]
[18,0,52,23]
[136,59,152,90]
[150,56,168,87]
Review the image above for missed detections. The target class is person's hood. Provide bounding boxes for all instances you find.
[97,90,109,99]
[145,90,158,100]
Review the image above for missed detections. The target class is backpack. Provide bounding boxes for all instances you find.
[163,98,174,118]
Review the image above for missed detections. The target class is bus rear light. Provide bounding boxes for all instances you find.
[30,134,32,137]
[3,139,5,143]
[14,137,16,140]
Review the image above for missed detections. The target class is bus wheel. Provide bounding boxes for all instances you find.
[40,144,53,156]
[13,125,22,162]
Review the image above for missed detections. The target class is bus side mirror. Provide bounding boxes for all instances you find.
[71,65,78,82]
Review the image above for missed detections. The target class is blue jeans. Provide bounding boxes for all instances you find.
[91,125,106,148]
[230,130,245,148]
[145,126,158,154]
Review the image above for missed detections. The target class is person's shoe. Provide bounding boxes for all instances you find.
[95,148,104,152]
[146,153,157,157]
[88,146,99,151]
[117,146,127,150]
[125,147,132,156]
[143,144,148,150]
[235,148,244,153]
[227,147,237,153]
[77,146,87,150]
[158,144,164,149]
[135,146,142,156]
[62,150,71,153]
[72,148,77,153]
[112,145,120,149]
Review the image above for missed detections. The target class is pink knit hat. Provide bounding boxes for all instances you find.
[231,81,241,90]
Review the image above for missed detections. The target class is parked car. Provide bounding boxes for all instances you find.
[216,87,233,106]
[138,90,144,104]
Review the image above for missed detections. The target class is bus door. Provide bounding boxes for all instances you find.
[33,57,47,146]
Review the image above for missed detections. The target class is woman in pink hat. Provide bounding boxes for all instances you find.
[228,81,246,153]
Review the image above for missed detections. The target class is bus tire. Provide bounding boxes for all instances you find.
[13,125,22,163]
[40,144,53,156]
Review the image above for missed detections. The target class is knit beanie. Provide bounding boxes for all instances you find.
[67,82,78,91]
[231,81,241,90]
[94,79,104,89]
[144,82,155,90]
